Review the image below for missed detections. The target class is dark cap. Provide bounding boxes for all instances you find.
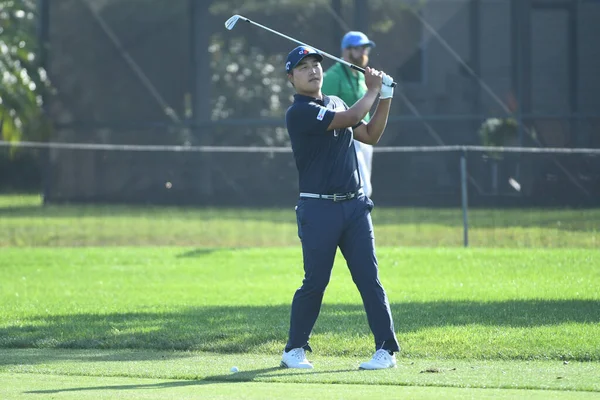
[285,45,323,73]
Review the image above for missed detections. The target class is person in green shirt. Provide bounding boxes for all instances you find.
[322,31,376,197]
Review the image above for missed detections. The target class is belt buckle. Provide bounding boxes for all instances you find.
[333,192,352,202]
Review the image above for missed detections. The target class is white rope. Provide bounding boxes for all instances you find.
[2,141,599,155]
[0,140,292,153]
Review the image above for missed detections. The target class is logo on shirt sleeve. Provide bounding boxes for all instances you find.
[316,107,327,121]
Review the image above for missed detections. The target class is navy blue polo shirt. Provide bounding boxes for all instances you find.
[286,94,361,194]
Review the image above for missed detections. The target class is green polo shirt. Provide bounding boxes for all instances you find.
[322,63,371,122]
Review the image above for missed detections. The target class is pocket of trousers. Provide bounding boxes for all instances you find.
[295,201,306,240]
[362,196,374,212]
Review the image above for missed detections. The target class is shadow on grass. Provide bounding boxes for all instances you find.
[176,248,233,258]
[25,366,361,394]
[1,299,598,364]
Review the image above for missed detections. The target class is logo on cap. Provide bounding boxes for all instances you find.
[286,46,323,73]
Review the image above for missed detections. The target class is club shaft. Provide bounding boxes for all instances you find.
[239,17,397,88]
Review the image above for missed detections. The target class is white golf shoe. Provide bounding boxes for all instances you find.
[281,348,314,369]
[359,349,397,370]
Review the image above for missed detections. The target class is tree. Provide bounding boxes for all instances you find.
[0,0,51,143]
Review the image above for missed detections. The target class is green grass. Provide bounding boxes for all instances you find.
[0,194,598,247]
[1,194,599,396]
[1,247,598,362]
[1,351,599,397]
[3,371,599,399]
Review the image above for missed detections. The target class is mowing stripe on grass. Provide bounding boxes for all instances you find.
[1,350,599,394]
[2,372,598,400]
[1,248,598,361]
[1,195,598,247]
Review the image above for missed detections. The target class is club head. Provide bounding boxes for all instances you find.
[225,15,241,30]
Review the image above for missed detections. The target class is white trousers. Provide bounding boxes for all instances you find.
[354,140,373,197]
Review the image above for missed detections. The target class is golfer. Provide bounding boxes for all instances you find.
[280,45,400,370]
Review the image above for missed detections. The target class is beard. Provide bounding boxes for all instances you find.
[349,53,369,68]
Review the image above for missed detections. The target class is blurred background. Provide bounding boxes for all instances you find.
[1,0,599,247]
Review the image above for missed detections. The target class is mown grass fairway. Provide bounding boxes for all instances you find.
[1,247,599,361]
[1,246,599,397]
[3,372,599,400]
[1,195,599,398]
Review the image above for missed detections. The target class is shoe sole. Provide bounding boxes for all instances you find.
[359,364,397,370]
[280,361,314,369]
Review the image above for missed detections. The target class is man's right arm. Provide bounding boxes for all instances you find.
[326,88,379,131]
[327,66,383,131]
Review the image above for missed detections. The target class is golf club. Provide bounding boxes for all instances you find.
[225,14,397,88]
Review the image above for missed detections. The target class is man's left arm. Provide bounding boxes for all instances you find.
[353,99,391,145]
[353,74,394,145]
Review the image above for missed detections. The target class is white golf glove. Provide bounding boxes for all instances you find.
[379,73,394,99]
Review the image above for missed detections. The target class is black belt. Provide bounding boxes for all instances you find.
[299,189,363,202]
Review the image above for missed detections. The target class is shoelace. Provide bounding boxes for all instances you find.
[373,349,389,361]
[291,349,305,361]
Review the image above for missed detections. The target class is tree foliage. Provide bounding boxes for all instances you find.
[0,0,51,143]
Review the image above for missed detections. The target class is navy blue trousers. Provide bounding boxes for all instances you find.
[285,195,400,353]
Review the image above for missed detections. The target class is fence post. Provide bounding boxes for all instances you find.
[37,0,51,204]
[460,151,469,247]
